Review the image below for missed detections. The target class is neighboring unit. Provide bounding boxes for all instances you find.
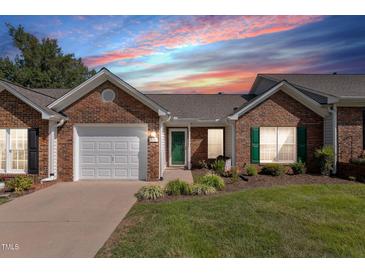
[0,69,364,182]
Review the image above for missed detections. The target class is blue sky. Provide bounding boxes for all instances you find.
[0,16,364,93]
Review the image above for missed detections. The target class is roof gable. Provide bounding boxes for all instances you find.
[0,80,65,120]
[229,81,329,119]
[48,68,169,116]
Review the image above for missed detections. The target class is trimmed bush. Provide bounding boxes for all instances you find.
[198,174,225,190]
[165,179,191,196]
[261,163,285,176]
[289,161,306,175]
[211,159,225,176]
[245,165,258,176]
[135,185,164,200]
[191,184,216,196]
[314,145,334,176]
[5,176,32,194]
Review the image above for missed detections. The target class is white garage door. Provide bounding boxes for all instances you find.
[79,136,140,179]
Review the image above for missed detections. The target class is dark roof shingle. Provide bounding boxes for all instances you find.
[146,94,252,120]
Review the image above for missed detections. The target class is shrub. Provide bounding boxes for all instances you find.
[261,163,285,176]
[289,161,306,175]
[198,173,225,190]
[165,179,191,196]
[245,164,258,176]
[191,184,216,195]
[5,176,33,194]
[231,167,240,183]
[314,145,334,176]
[198,160,209,169]
[135,185,164,200]
[211,159,225,176]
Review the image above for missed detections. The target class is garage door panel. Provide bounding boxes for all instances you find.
[114,155,128,164]
[114,141,128,150]
[81,142,95,151]
[98,155,113,164]
[79,135,141,180]
[115,168,128,177]
[129,155,139,164]
[81,156,96,164]
[81,168,95,177]
[97,168,113,177]
[130,168,139,177]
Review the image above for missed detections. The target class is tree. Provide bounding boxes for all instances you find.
[0,24,96,88]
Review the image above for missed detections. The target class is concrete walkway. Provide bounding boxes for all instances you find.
[0,180,145,258]
[162,168,194,184]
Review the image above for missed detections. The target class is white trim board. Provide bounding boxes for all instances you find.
[228,81,329,120]
[48,68,169,116]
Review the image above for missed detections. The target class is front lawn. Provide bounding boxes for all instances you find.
[97,183,365,257]
[0,197,9,205]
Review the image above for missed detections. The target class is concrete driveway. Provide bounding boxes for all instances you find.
[0,180,144,258]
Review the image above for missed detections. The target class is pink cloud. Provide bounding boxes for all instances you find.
[83,16,324,67]
[83,48,154,67]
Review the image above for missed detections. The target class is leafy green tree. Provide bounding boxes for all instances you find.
[0,24,95,88]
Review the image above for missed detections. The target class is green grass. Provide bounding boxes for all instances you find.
[97,184,365,258]
[0,197,9,205]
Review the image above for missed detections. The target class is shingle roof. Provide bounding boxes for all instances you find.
[146,94,253,120]
[0,79,63,117]
[33,88,71,100]
[258,74,365,98]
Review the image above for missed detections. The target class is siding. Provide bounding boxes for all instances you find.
[323,113,334,146]
[160,122,167,171]
[225,125,232,158]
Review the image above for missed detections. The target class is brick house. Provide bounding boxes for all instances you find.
[0,69,364,182]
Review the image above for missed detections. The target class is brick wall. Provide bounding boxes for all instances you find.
[235,90,323,171]
[0,90,48,180]
[337,107,364,163]
[191,127,208,167]
[57,81,160,181]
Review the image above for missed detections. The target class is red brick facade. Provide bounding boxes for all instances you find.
[337,107,364,163]
[0,90,48,180]
[235,91,323,171]
[57,81,160,181]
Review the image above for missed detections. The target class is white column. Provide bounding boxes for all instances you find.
[188,123,191,169]
[231,121,236,166]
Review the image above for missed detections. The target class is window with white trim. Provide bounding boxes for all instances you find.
[260,127,296,163]
[0,129,28,173]
[208,129,224,159]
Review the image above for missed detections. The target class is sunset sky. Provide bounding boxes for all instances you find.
[0,16,365,93]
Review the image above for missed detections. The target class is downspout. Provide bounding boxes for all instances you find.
[41,118,65,183]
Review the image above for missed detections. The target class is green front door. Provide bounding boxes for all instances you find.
[171,131,185,165]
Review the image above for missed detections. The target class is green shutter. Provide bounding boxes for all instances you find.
[297,127,307,163]
[251,127,260,164]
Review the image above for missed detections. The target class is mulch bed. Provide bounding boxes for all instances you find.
[140,169,357,204]
[0,181,58,200]
[192,168,355,192]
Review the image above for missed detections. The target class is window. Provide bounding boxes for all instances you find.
[260,127,296,163]
[208,129,224,159]
[0,129,28,173]
[101,89,115,102]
